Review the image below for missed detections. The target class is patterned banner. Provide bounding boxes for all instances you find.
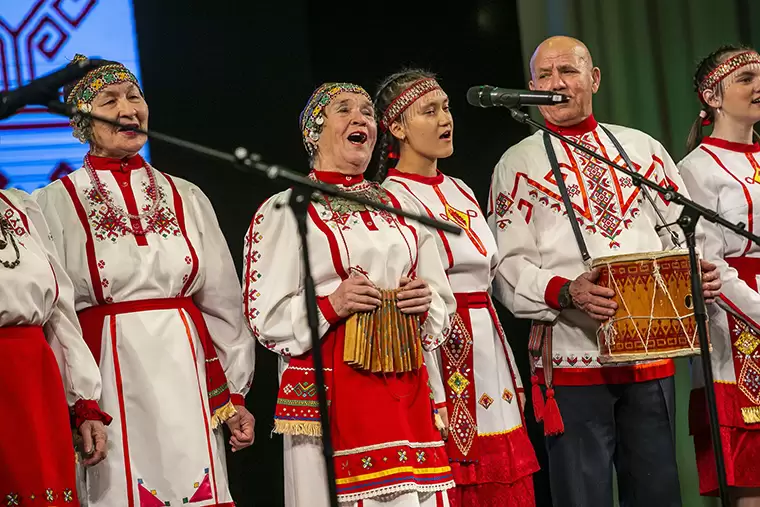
[0,0,146,191]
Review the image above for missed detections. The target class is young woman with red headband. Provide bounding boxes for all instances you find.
[679,45,760,505]
[375,69,539,507]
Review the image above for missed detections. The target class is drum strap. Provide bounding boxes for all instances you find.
[542,132,591,264]
[599,125,681,247]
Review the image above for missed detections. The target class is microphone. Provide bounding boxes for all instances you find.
[0,57,106,120]
[467,86,569,108]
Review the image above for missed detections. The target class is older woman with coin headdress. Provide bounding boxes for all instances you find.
[33,54,256,507]
[245,82,457,506]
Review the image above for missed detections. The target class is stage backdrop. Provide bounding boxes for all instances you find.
[0,0,148,191]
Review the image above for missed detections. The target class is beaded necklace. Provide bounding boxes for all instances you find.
[83,154,160,236]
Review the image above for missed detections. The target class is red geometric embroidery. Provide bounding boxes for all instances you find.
[184,468,213,503]
[495,192,513,217]
[140,182,181,239]
[84,186,128,243]
[137,478,167,507]
[442,314,478,459]
[478,393,494,409]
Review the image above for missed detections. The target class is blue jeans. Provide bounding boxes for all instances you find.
[544,377,681,507]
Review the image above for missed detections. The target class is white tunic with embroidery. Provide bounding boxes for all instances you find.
[244,171,456,507]
[679,137,760,429]
[33,155,255,507]
[383,169,538,486]
[0,188,101,403]
[488,116,690,386]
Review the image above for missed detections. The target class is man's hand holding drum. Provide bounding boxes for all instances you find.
[566,268,618,321]
[699,259,721,303]
[567,259,722,322]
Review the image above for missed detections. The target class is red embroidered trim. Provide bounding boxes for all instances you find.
[71,399,113,428]
[317,296,341,326]
[386,168,445,185]
[545,115,598,136]
[544,276,570,311]
[87,153,145,172]
[535,359,674,385]
[230,393,246,406]
[312,170,364,185]
[702,136,760,153]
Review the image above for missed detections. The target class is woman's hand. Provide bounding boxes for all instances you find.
[397,277,432,315]
[78,420,108,466]
[437,406,449,440]
[328,274,382,318]
[226,405,255,452]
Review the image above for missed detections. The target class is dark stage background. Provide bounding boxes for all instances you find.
[131,1,540,505]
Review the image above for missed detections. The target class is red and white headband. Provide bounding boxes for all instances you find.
[379,77,442,131]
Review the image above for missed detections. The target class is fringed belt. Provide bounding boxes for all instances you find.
[528,322,564,436]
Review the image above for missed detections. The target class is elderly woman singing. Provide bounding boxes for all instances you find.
[244,82,457,507]
[33,55,256,507]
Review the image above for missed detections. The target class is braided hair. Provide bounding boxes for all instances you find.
[372,69,436,182]
[686,44,755,153]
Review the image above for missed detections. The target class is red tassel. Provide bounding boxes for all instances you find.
[531,374,544,422]
[542,388,565,436]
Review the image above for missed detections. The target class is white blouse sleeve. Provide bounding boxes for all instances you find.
[243,191,333,357]
[488,149,563,322]
[679,157,760,326]
[395,195,455,352]
[189,185,255,398]
[20,190,102,405]
[423,349,447,406]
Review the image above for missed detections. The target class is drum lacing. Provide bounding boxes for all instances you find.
[597,257,699,354]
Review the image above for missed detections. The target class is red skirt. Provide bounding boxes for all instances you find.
[448,474,535,507]
[0,326,79,506]
[274,325,453,502]
[690,386,760,495]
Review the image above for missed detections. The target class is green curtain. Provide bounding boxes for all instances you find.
[515,0,759,505]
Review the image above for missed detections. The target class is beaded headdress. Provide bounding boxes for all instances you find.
[379,77,442,131]
[299,82,372,156]
[698,50,760,104]
[65,54,142,142]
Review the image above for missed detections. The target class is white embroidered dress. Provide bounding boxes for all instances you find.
[383,169,539,491]
[33,154,255,507]
[244,170,456,507]
[679,137,760,434]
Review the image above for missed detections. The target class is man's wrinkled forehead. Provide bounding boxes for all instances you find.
[530,38,593,77]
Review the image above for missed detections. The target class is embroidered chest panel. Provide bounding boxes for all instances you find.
[494,132,674,249]
[81,176,183,243]
[312,181,399,230]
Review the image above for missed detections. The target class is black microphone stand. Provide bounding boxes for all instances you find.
[44,101,461,507]
[508,108,759,507]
